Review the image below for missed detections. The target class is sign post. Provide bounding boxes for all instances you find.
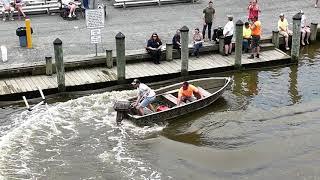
[85,8,105,56]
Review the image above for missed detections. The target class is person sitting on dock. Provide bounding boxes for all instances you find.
[131,79,156,116]
[299,10,311,46]
[62,0,77,18]
[146,32,163,64]
[243,22,252,53]
[172,29,181,50]
[177,81,203,106]
[192,28,204,58]
[1,0,14,21]
[278,13,292,50]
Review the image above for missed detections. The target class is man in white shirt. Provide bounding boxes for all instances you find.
[1,0,14,21]
[299,10,311,46]
[131,79,156,116]
[223,15,234,56]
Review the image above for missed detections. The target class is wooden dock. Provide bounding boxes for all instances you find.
[0,49,290,99]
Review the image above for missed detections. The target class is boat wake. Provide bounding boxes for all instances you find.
[0,90,166,179]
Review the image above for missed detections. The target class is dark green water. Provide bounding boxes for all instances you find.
[0,42,319,179]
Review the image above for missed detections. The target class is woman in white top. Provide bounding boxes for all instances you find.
[192,28,204,58]
[223,15,234,56]
[62,0,77,18]
[300,10,311,46]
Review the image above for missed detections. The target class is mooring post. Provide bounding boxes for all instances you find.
[106,49,113,68]
[166,43,173,61]
[291,13,302,62]
[45,56,52,76]
[53,38,65,92]
[180,26,189,76]
[235,20,243,69]
[310,23,318,41]
[219,36,225,55]
[272,30,280,48]
[115,32,126,83]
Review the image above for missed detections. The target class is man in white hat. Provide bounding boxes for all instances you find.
[278,13,292,50]
[299,10,311,45]
[131,79,156,116]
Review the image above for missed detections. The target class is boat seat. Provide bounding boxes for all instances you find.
[162,94,178,105]
[197,86,211,97]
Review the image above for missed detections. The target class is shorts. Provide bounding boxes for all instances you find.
[224,35,233,45]
[251,35,260,48]
[279,30,292,37]
[139,96,155,108]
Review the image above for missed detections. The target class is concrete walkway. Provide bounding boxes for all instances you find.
[0,0,319,69]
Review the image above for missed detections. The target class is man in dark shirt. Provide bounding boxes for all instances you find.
[172,29,181,50]
[202,1,215,40]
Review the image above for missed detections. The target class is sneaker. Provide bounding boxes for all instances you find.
[223,53,228,56]
[285,46,290,50]
[248,54,254,59]
[68,14,72,18]
[256,54,260,58]
[2,18,6,21]
[315,4,317,8]
[10,18,14,21]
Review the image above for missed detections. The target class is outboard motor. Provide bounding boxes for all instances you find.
[113,100,131,125]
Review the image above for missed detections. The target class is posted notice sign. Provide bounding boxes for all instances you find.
[85,9,105,29]
[91,29,101,44]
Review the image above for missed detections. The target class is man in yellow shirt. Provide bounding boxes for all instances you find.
[278,13,292,50]
[243,22,252,53]
[177,81,203,106]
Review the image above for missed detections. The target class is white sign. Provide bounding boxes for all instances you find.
[90,29,101,44]
[85,9,105,29]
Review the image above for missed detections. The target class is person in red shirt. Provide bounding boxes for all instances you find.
[247,0,261,22]
[177,82,203,106]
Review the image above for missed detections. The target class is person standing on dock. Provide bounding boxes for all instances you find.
[247,0,261,22]
[131,79,156,116]
[146,33,163,64]
[248,16,261,59]
[202,0,215,41]
[315,0,318,7]
[278,13,292,50]
[223,15,234,56]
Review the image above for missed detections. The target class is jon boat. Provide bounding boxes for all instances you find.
[114,77,232,126]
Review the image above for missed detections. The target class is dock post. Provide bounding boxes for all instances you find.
[45,56,52,76]
[235,20,243,68]
[106,49,113,68]
[219,36,225,55]
[310,23,318,41]
[180,26,189,76]
[166,43,173,61]
[291,13,302,62]
[272,30,280,48]
[115,32,126,83]
[53,38,65,92]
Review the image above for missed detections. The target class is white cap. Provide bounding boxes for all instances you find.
[279,13,284,17]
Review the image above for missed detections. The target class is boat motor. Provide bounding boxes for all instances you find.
[113,100,131,124]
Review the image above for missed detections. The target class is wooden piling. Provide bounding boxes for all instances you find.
[291,13,302,62]
[272,30,280,48]
[45,56,52,76]
[180,26,189,76]
[310,23,318,41]
[106,49,113,68]
[53,38,65,92]
[219,36,225,55]
[235,20,243,68]
[166,43,173,61]
[115,32,126,83]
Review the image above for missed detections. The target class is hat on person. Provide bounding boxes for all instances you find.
[279,13,284,17]
[299,10,304,14]
[131,79,140,85]
[208,0,213,3]
[227,14,233,18]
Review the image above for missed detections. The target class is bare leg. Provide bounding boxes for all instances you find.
[228,44,232,54]
[18,7,26,17]
[285,34,289,48]
[306,30,311,44]
[301,31,306,45]
[224,44,229,55]
[147,104,155,112]
[138,107,144,116]
[256,46,260,56]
